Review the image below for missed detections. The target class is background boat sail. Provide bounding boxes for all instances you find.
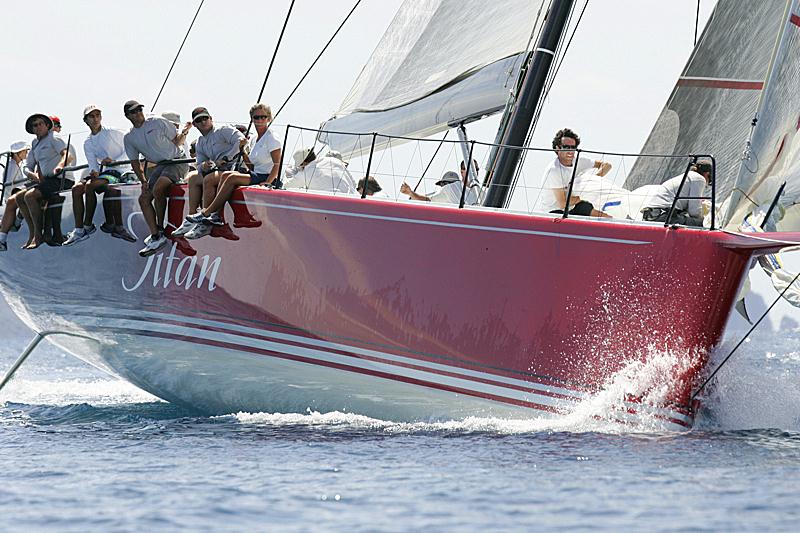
[1,0,799,431]
[625,0,800,308]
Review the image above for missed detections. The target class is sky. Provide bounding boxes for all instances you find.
[0,0,713,158]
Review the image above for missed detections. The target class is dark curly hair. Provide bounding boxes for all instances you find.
[552,128,580,150]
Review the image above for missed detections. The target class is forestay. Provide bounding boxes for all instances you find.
[625,0,788,212]
[319,0,544,158]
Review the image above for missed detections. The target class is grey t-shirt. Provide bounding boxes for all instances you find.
[24,131,67,178]
[124,117,180,163]
[196,125,244,167]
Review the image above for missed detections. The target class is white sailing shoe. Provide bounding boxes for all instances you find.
[185,221,213,240]
[138,233,168,257]
[63,228,89,246]
[171,218,196,237]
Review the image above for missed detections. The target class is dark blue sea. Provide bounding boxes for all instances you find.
[2,304,800,532]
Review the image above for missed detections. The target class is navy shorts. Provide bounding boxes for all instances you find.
[33,177,75,199]
[248,172,282,188]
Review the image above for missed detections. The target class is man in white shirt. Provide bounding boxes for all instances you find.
[284,147,357,194]
[64,105,135,245]
[172,107,245,237]
[641,161,712,227]
[541,128,611,217]
[123,99,190,256]
[399,160,481,206]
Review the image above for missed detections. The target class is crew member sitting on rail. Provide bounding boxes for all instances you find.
[183,103,282,239]
[19,113,74,249]
[541,128,611,217]
[284,147,357,194]
[0,142,33,251]
[641,160,712,227]
[172,107,245,239]
[399,161,480,205]
[123,99,190,256]
[64,105,136,245]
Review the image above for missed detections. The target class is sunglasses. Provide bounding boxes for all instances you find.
[126,108,144,115]
[251,115,269,120]
[30,121,46,127]
[193,116,210,124]
[559,144,577,150]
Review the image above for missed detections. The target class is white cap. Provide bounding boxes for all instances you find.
[293,147,314,167]
[161,110,181,125]
[10,140,31,153]
[83,104,101,117]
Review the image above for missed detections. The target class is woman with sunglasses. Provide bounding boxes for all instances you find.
[184,103,282,237]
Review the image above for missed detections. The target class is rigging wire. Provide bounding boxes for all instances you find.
[413,131,450,192]
[271,0,362,126]
[504,0,590,208]
[690,268,800,402]
[694,0,701,46]
[151,0,205,111]
[245,0,296,137]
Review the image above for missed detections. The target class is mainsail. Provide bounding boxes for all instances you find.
[625,0,789,210]
[319,0,544,157]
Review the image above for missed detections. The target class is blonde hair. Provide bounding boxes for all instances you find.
[249,103,273,121]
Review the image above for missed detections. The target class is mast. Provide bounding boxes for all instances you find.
[482,0,574,208]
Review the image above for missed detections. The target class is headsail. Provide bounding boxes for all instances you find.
[319,0,544,157]
[625,0,788,208]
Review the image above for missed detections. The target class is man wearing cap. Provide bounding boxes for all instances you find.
[0,142,33,251]
[283,147,357,195]
[399,166,480,205]
[122,99,190,256]
[64,105,135,246]
[172,107,245,238]
[18,113,74,249]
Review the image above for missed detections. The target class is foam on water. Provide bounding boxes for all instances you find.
[2,327,799,433]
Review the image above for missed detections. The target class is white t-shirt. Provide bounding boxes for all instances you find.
[645,171,707,217]
[284,156,357,194]
[3,158,26,187]
[84,126,130,174]
[429,180,480,205]
[540,156,594,212]
[248,129,282,175]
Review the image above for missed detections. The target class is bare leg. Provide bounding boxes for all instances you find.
[71,182,86,228]
[202,172,222,211]
[84,178,109,226]
[152,177,173,229]
[138,188,159,239]
[203,173,251,215]
[186,171,203,213]
[16,194,35,246]
[102,186,122,226]
[0,195,18,233]
[23,189,44,248]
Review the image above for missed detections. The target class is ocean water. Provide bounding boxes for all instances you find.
[2,307,800,531]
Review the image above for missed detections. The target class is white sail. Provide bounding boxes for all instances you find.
[320,0,544,157]
[723,1,800,225]
[625,0,788,209]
